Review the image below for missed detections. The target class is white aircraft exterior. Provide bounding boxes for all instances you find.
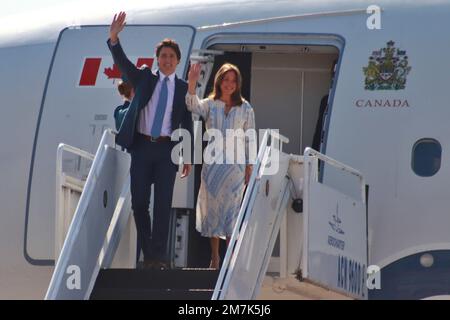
[1,0,449,299]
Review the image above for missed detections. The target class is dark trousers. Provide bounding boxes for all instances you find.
[130,135,177,263]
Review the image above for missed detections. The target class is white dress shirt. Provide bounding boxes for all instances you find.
[138,72,176,136]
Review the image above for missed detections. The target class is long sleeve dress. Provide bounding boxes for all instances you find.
[186,93,256,238]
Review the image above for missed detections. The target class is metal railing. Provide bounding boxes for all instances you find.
[55,144,94,260]
[303,147,366,204]
[46,129,132,300]
[301,147,367,294]
[212,129,289,300]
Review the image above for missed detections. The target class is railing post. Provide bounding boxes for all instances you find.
[55,144,94,260]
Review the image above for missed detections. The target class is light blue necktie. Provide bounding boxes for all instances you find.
[150,76,169,137]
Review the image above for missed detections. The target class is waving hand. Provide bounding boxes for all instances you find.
[110,11,126,42]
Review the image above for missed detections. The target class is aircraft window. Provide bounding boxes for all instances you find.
[411,138,441,177]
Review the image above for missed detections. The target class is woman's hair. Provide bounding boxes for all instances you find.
[209,63,244,106]
[117,81,133,100]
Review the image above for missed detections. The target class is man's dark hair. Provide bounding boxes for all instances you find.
[156,38,181,61]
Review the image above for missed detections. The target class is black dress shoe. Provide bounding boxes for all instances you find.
[142,259,168,270]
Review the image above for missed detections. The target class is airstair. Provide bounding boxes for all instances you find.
[46,129,368,300]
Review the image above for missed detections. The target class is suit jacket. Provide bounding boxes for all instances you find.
[107,39,193,151]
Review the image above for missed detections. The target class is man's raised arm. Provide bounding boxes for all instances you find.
[107,11,142,87]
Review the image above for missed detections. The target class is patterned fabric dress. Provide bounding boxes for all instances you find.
[186,94,256,238]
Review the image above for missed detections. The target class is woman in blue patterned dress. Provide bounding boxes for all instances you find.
[186,63,256,269]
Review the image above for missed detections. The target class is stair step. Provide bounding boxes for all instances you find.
[91,288,214,300]
[90,268,220,300]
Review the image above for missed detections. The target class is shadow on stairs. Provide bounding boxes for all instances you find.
[90,268,220,300]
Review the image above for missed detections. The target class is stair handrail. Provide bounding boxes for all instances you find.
[212,129,289,300]
[55,144,94,260]
[303,147,366,204]
[46,129,131,300]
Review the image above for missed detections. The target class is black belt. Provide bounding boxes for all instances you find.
[138,133,171,142]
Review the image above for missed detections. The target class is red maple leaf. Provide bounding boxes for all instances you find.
[103,64,122,79]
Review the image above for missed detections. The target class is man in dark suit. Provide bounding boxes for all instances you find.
[108,12,193,269]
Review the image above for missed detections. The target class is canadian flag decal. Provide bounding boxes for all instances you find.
[103,63,121,80]
[79,58,102,86]
[79,57,154,87]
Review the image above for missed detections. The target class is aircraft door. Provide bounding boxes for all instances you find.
[26,25,195,263]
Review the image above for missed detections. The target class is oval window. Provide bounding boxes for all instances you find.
[412,139,441,177]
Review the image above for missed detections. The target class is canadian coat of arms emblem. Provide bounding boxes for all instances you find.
[363,41,411,90]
